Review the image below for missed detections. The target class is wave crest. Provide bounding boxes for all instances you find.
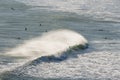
[5,29,88,60]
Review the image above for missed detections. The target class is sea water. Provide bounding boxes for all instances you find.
[0,0,120,80]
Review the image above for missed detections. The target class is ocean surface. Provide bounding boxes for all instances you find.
[0,0,120,80]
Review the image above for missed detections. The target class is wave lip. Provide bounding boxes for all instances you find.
[5,29,88,60]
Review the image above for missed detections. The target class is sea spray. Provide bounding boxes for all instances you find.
[5,29,88,60]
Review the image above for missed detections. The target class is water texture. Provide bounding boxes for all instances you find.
[0,0,120,80]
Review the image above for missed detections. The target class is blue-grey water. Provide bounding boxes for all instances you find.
[0,0,120,80]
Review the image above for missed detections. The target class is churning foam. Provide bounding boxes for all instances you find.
[5,29,88,60]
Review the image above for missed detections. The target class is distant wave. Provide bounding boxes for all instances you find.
[15,0,120,22]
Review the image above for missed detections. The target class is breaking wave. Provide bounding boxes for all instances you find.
[4,29,88,61]
[0,29,88,75]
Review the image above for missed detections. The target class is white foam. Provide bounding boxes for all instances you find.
[5,29,88,60]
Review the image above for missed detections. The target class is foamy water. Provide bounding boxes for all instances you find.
[0,29,88,74]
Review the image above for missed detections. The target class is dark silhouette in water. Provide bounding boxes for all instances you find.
[39,24,42,26]
[104,37,108,39]
[11,8,15,10]
[45,30,48,32]
[98,29,104,31]
[25,27,27,31]
[16,37,21,40]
